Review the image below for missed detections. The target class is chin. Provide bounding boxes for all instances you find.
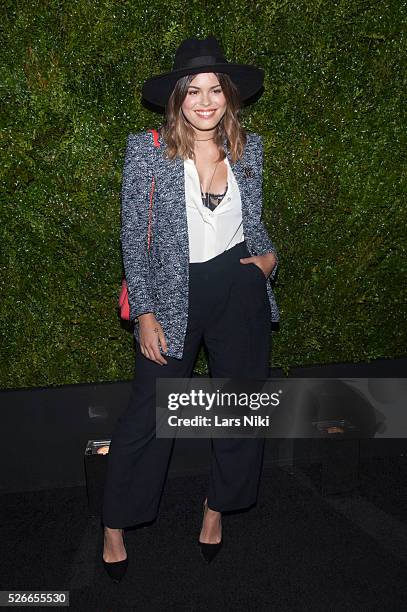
[191,118,222,131]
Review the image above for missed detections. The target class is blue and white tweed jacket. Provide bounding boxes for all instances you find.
[121,129,280,360]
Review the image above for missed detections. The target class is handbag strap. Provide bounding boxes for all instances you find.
[146,129,161,250]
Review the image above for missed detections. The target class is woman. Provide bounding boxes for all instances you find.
[102,35,280,582]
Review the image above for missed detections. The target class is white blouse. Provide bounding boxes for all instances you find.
[184,156,245,263]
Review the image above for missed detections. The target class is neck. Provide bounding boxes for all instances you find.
[192,127,217,142]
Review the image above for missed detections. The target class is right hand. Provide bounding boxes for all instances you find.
[137,313,168,365]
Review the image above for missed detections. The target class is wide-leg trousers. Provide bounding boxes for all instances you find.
[102,239,271,528]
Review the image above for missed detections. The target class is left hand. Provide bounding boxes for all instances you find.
[239,252,277,279]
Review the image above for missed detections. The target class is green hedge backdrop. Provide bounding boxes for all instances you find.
[1,0,406,389]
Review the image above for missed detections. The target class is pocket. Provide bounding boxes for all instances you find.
[249,262,267,281]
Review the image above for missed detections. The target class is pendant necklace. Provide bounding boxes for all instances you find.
[201,160,220,210]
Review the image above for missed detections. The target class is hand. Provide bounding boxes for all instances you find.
[138,313,168,365]
[239,252,277,278]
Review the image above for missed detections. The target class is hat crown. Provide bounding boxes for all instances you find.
[173,36,227,71]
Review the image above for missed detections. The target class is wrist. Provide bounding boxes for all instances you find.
[137,312,155,322]
[259,251,277,265]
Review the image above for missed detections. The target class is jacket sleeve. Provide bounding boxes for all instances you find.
[253,135,279,281]
[121,133,155,321]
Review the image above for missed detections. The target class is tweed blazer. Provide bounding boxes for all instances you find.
[121,129,280,360]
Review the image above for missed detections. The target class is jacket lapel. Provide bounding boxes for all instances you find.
[156,148,189,261]
[224,140,251,232]
[224,137,254,248]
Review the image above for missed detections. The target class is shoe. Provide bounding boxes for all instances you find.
[198,498,223,564]
[102,527,128,583]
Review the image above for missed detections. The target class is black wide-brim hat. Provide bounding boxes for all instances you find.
[142,36,264,109]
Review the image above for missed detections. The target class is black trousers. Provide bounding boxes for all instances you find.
[102,240,271,528]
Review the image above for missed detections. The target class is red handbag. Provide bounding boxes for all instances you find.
[119,128,161,320]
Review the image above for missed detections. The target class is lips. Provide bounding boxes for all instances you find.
[195,110,217,118]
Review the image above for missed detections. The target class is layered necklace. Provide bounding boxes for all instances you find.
[194,135,227,210]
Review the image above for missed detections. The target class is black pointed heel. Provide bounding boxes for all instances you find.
[102,527,128,583]
[198,498,223,564]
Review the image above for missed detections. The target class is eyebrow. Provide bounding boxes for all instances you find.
[187,84,221,90]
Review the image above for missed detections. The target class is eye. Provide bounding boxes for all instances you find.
[213,88,222,94]
[188,90,198,95]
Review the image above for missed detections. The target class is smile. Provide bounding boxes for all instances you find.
[195,110,217,118]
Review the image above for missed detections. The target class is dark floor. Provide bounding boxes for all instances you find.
[1,456,407,611]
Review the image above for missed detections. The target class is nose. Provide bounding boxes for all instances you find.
[200,92,212,106]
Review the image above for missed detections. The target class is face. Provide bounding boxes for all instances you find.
[181,72,227,133]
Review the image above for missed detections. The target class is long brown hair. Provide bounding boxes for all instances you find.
[160,72,247,163]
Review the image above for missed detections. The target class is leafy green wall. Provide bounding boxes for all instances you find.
[1,0,406,389]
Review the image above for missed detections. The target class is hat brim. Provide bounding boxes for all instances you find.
[141,63,264,108]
